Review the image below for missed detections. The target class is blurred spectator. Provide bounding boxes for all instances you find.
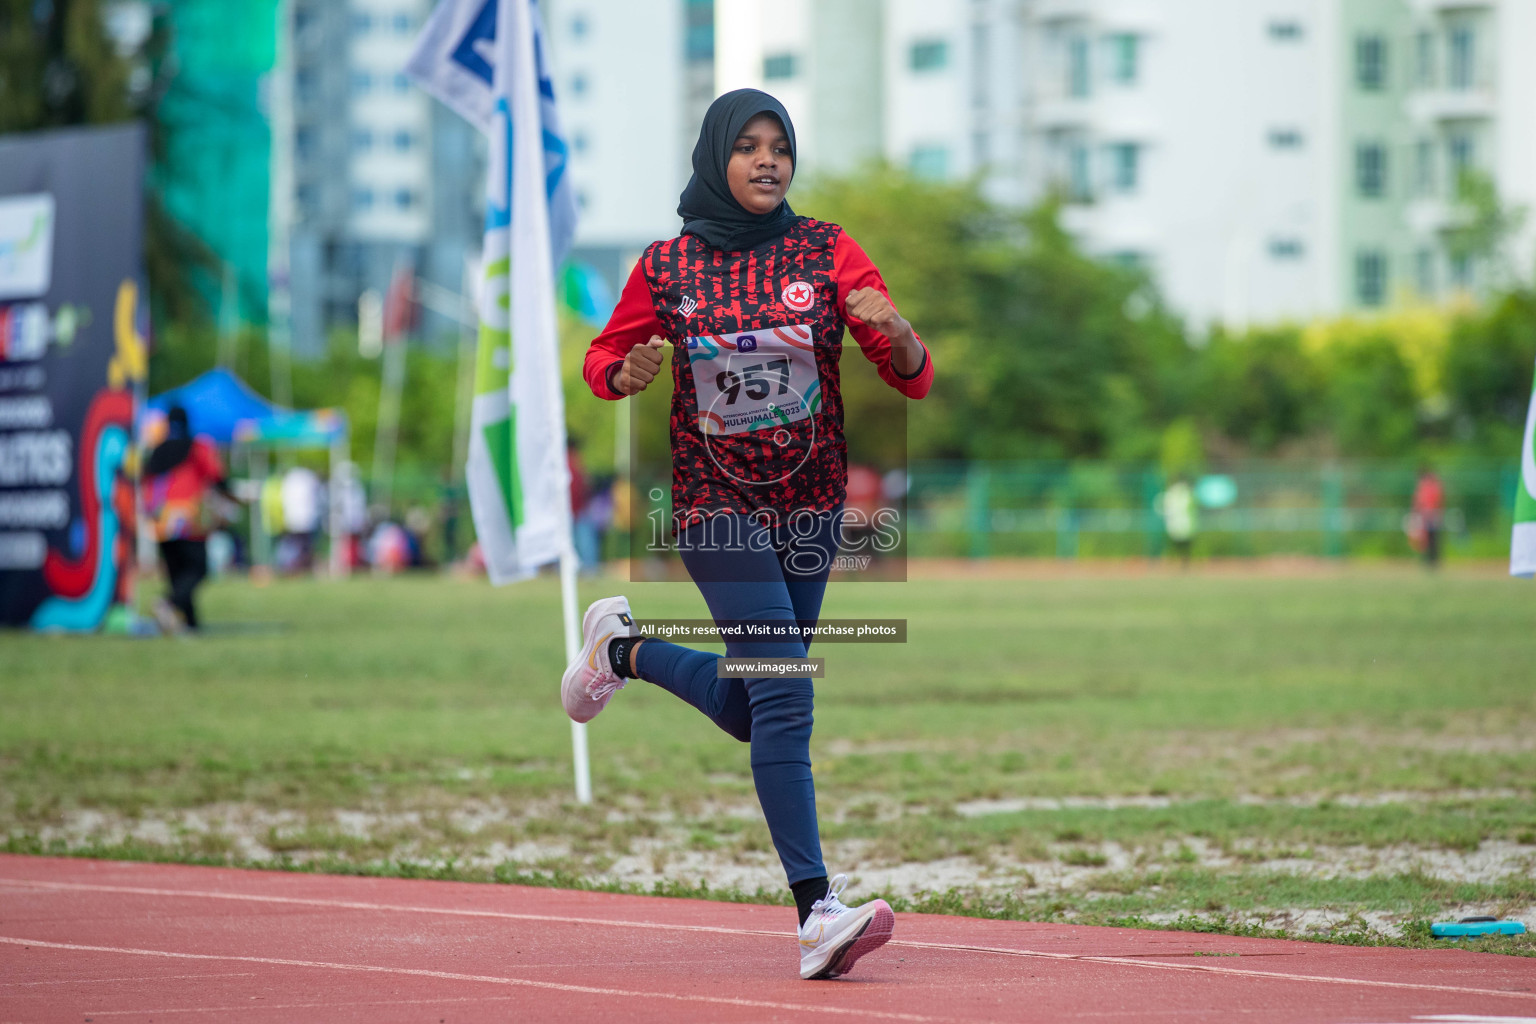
[335,464,369,569]
[405,506,434,568]
[842,464,884,557]
[568,440,588,519]
[143,405,238,632]
[575,476,614,572]
[281,466,323,572]
[1156,476,1198,567]
[368,518,412,573]
[260,474,285,553]
[440,474,462,564]
[1410,467,1445,568]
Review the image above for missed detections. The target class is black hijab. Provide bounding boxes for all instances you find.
[146,406,193,477]
[677,89,800,252]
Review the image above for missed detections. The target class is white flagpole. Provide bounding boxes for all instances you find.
[505,0,590,803]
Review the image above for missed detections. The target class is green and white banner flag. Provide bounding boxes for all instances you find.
[1513,359,1536,578]
[408,0,577,584]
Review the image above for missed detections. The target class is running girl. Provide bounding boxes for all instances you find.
[563,89,932,980]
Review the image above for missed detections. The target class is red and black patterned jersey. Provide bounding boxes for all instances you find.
[583,217,932,526]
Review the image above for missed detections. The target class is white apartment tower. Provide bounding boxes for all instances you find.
[543,0,716,278]
[712,0,1536,326]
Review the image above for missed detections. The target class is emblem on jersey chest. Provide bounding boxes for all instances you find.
[677,294,700,318]
[781,280,815,312]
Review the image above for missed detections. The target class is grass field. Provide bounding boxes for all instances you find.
[3,562,1534,954]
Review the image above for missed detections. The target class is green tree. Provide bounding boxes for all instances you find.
[1442,287,1536,454]
[799,168,1190,461]
[1318,332,1419,457]
[1196,327,1320,454]
[0,0,130,131]
[1446,169,1530,290]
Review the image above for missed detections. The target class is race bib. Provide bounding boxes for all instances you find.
[685,324,822,436]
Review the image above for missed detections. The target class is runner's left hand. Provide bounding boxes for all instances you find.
[845,288,909,340]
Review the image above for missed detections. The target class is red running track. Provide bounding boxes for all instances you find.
[1,855,1533,1023]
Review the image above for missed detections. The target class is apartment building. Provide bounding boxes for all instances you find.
[278,0,482,351]
[711,0,1536,326]
[542,0,715,288]
[1395,0,1536,301]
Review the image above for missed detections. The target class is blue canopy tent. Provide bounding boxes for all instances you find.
[143,367,277,444]
[143,369,351,577]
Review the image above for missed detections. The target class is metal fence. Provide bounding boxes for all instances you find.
[904,460,1520,560]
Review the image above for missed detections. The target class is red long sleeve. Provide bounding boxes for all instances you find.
[583,259,665,400]
[833,230,933,399]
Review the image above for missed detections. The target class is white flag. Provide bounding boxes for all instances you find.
[1513,359,1536,578]
[408,0,578,583]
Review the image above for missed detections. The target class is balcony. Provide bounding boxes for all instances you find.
[1408,0,1492,12]
[1032,0,1094,22]
[1035,94,1095,129]
[1408,87,1496,123]
[1407,198,1471,234]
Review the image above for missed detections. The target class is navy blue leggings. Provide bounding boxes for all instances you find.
[634,510,841,886]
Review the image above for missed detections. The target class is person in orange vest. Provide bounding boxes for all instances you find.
[1410,467,1446,568]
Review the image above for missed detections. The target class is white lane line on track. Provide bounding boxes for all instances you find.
[1,972,257,988]
[82,995,526,1017]
[4,877,1534,1002]
[0,937,948,1023]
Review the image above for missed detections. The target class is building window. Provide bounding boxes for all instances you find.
[392,130,415,152]
[972,130,989,167]
[970,23,988,108]
[685,0,713,62]
[1414,138,1435,196]
[1268,128,1303,149]
[570,13,588,39]
[1415,248,1435,295]
[763,53,797,80]
[570,73,588,96]
[1415,30,1435,86]
[1355,250,1387,306]
[392,13,412,33]
[1267,20,1303,41]
[1449,252,1472,289]
[1068,142,1091,200]
[1448,130,1475,180]
[1356,34,1386,91]
[1269,238,1305,260]
[1108,251,1144,270]
[392,73,411,94]
[572,131,588,156]
[1067,34,1090,97]
[351,11,372,34]
[1107,142,1139,193]
[351,128,373,153]
[295,69,317,102]
[351,70,372,95]
[395,189,417,210]
[1355,142,1387,197]
[295,127,315,159]
[352,188,374,212]
[910,146,949,180]
[1448,25,1475,90]
[910,39,949,71]
[1107,33,1138,85]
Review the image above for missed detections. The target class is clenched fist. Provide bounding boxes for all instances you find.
[845,287,909,340]
[614,336,666,395]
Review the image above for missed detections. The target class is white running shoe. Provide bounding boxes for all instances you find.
[798,874,895,980]
[560,596,641,724]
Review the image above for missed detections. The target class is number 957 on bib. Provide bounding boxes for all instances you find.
[685,324,823,436]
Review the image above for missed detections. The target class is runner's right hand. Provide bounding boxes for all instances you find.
[615,337,666,395]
